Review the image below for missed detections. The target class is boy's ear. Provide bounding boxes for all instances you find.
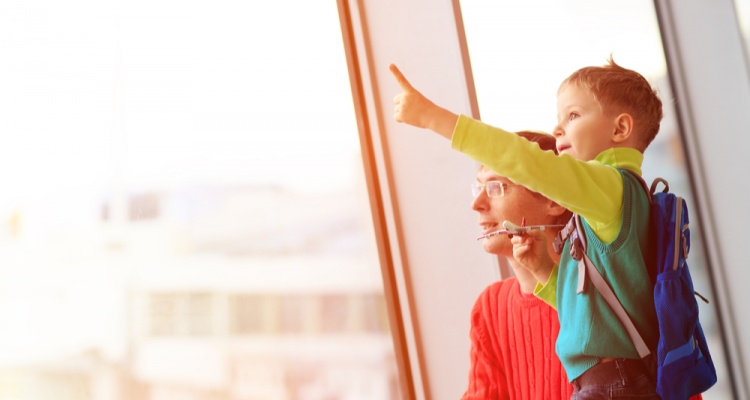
[612,113,634,144]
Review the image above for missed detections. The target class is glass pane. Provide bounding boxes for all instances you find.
[0,1,398,399]
[150,293,178,336]
[460,1,731,398]
[735,0,750,64]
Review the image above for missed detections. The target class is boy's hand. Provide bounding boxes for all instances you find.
[511,230,555,284]
[389,64,458,139]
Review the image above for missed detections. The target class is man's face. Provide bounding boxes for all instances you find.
[553,83,616,161]
[472,167,551,257]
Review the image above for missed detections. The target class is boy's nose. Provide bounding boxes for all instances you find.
[553,124,564,138]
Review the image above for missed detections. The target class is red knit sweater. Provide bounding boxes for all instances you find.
[461,278,704,400]
[462,277,573,400]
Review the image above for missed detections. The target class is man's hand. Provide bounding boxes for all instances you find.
[389,64,458,139]
[511,229,555,285]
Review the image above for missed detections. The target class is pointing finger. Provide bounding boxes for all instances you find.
[389,64,414,91]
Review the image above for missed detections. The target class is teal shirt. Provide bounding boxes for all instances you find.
[554,171,658,380]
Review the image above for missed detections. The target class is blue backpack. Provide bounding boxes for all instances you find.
[561,171,717,400]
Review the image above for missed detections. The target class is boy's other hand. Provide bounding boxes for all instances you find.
[511,230,555,284]
[389,64,458,139]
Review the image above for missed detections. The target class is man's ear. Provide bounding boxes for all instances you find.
[612,113,634,144]
[547,201,567,218]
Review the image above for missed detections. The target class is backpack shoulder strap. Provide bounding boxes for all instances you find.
[618,168,665,200]
[672,196,685,271]
[573,215,651,358]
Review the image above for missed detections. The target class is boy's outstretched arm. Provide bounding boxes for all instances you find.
[389,64,459,139]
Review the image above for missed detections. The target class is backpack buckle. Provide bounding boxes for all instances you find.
[553,216,578,255]
[553,234,565,255]
[570,234,584,261]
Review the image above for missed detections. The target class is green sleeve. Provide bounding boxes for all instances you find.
[534,263,558,309]
[450,115,625,242]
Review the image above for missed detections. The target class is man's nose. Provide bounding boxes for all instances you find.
[471,191,487,211]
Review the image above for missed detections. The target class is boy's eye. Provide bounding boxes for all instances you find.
[569,112,579,121]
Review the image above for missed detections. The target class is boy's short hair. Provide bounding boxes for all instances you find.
[559,56,663,149]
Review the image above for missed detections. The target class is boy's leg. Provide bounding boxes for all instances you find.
[571,359,660,399]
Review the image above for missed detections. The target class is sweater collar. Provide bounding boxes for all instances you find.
[593,147,644,176]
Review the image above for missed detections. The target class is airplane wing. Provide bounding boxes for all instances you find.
[502,220,565,234]
[476,220,565,240]
[475,229,510,241]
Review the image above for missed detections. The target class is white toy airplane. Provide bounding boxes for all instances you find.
[476,217,566,241]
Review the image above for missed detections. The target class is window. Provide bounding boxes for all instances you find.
[0,1,397,398]
[148,292,214,337]
[280,295,310,334]
[361,293,390,334]
[231,294,265,334]
[149,293,178,336]
[735,0,750,61]
[321,294,350,333]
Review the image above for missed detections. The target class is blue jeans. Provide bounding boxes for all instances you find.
[571,358,660,399]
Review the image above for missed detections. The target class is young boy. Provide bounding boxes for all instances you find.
[390,58,664,398]
[464,131,573,399]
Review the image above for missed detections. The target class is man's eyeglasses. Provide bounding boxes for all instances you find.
[471,181,508,198]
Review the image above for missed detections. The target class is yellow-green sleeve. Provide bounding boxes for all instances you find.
[534,263,558,309]
[450,115,641,242]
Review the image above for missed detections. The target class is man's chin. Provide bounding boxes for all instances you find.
[484,240,511,257]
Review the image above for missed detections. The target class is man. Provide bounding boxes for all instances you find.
[463,131,573,400]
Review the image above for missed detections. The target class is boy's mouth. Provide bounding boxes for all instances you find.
[557,144,571,154]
